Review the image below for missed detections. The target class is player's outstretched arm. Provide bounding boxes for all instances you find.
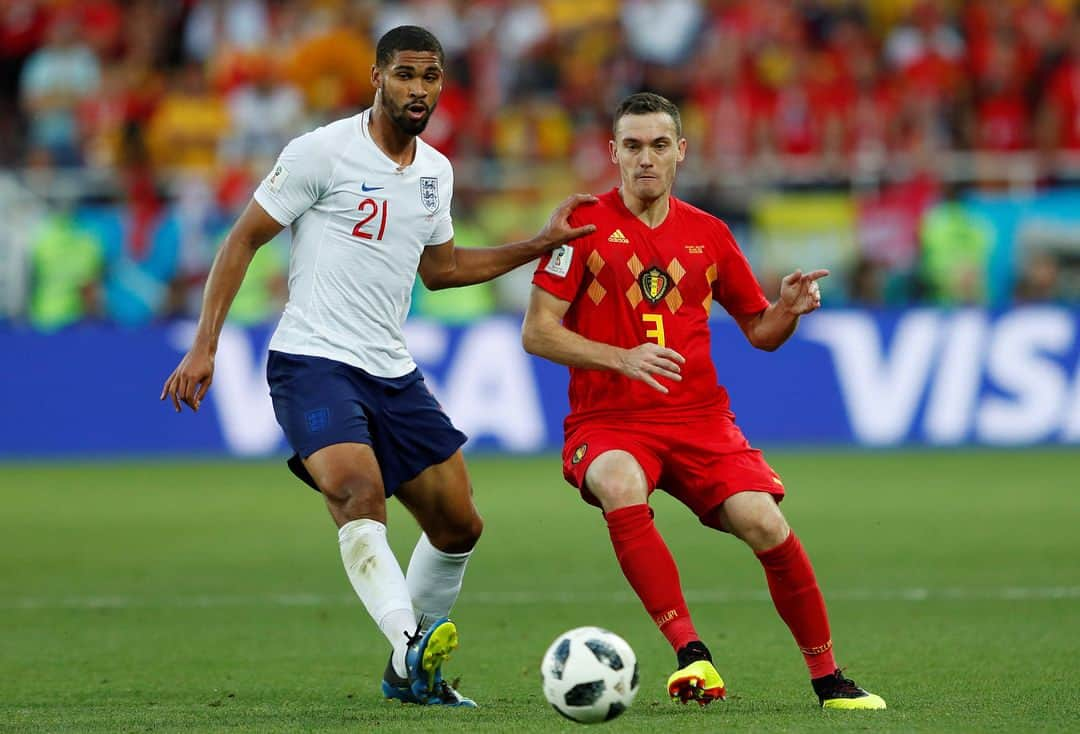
[522,287,685,394]
[734,268,828,352]
[417,193,598,290]
[160,200,284,412]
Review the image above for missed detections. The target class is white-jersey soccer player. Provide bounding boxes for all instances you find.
[161,25,596,707]
[254,106,453,376]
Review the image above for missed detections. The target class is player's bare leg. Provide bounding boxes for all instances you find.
[390,449,482,706]
[585,451,724,705]
[303,443,423,702]
[708,491,885,709]
[397,449,483,555]
[305,442,389,527]
[398,450,483,634]
[584,451,651,512]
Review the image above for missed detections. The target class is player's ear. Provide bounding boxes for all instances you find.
[677,137,687,163]
[371,63,381,92]
[609,139,618,164]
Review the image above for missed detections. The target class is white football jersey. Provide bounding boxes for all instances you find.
[254,108,454,377]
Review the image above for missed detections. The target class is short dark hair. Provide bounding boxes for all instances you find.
[613,92,682,138]
[375,25,444,67]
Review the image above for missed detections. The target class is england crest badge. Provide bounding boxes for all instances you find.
[420,177,439,213]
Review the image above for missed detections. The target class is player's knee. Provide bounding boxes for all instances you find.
[430,512,483,554]
[736,512,790,552]
[584,453,649,511]
[589,477,646,512]
[318,469,383,511]
[460,512,484,550]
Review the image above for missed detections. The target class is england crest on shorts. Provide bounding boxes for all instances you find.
[420,177,439,213]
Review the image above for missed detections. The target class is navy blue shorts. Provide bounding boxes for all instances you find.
[266,351,468,496]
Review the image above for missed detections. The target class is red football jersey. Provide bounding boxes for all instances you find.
[533,188,769,428]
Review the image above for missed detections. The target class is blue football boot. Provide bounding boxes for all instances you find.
[404,618,477,707]
[381,654,422,704]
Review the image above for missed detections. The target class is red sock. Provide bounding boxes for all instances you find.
[605,504,698,651]
[755,532,837,678]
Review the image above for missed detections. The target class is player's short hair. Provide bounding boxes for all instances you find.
[375,25,444,68]
[613,92,682,139]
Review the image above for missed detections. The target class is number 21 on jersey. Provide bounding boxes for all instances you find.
[642,313,666,347]
[353,198,388,240]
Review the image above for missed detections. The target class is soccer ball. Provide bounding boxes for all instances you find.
[540,626,639,724]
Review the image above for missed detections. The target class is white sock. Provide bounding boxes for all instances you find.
[338,519,417,678]
[405,532,473,631]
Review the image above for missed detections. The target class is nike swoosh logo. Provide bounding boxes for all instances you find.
[361,183,384,192]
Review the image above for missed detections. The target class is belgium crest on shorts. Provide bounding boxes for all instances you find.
[420,177,439,213]
[639,266,671,304]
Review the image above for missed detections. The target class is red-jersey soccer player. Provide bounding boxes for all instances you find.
[523,92,886,711]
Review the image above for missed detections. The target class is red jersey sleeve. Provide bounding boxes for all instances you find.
[532,212,592,302]
[712,222,770,317]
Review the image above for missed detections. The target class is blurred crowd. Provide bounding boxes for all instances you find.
[2,0,1080,331]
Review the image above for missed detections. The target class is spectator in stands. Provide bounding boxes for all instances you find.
[221,54,304,168]
[1014,250,1065,303]
[183,0,270,63]
[374,0,468,60]
[18,12,101,167]
[0,0,49,164]
[841,44,899,169]
[493,94,573,161]
[884,0,964,72]
[77,63,145,171]
[169,175,287,325]
[9,0,1080,327]
[81,152,182,326]
[28,207,103,331]
[225,232,288,325]
[1014,0,1069,72]
[966,31,1030,153]
[847,255,886,307]
[856,174,939,301]
[284,4,375,116]
[145,62,230,176]
[1037,13,1080,174]
[78,0,124,61]
[751,41,836,172]
[920,184,994,305]
[621,0,703,95]
[621,0,703,67]
[689,28,755,168]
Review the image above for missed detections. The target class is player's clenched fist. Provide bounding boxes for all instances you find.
[160,348,215,413]
[616,343,686,394]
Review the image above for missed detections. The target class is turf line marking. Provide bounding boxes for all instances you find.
[5,586,1080,610]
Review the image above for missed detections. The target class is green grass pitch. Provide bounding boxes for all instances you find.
[3,450,1079,732]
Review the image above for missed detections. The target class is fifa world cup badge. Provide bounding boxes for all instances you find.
[267,164,290,192]
[545,245,574,277]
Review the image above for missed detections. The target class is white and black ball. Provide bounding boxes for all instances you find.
[540,626,639,724]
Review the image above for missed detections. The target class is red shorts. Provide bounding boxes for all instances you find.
[561,411,784,520]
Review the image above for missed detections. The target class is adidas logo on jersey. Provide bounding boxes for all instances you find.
[608,229,629,244]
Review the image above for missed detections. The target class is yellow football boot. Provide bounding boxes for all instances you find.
[667,642,725,706]
[812,669,887,710]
